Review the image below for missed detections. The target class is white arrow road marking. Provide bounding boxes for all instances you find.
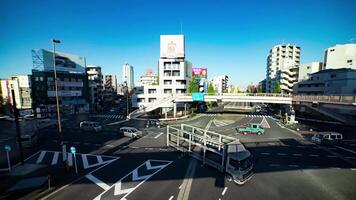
[93,159,172,200]
[51,152,59,165]
[86,174,111,190]
[36,151,46,164]
[82,154,115,169]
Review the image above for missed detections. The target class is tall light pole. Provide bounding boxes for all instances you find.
[124,79,129,116]
[52,39,67,166]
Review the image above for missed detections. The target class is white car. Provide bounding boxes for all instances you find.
[80,121,102,132]
[120,127,143,138]
[311,132,343,145]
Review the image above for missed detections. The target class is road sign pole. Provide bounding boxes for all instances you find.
[6,151,11,172]
[73,153,78,174]
[11,89,24,165]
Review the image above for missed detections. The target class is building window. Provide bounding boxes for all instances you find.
[172,71,180,76]
[164,89,172,94]
[148,98,156,102]
[164,80,172,85]
[148,89,156,94]
[330,49,335,52]
[347,60,352,64]
[48,77,53,81]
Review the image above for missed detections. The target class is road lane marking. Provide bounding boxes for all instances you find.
[95,144,101,146]
[351,168,356,171]
[222,187,228,196]
[179,184,182,189]
[177,159,198,200]
[154,132,164,139]
[105,144,115,148]
[309,154,319,157]
[327,155,337,158]
[288,165,299,167]
[277,153,286,156]
[293,154,302,156]
[261,153,270,155]
[269,164,280,167]
[169,195,174,200]
[86,174,110,190]
[93,160,172,200]
[84,142,90,145]
[335,145,356,155]
[36,151,46,164]
[345,157,356,159]
[51,152,59,165]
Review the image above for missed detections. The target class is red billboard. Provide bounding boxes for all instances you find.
[192,68,207,78]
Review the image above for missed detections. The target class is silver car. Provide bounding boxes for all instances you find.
[80,121,102,132]
[120,127,143,138]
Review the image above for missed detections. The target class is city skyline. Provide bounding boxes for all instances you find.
[1,0,356,88]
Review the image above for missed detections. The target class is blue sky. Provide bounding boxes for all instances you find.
[1,0,355,88]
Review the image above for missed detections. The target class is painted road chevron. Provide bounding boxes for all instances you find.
[92,159,172,200]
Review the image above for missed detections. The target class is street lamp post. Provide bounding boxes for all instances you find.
[124,79,129,117]
[52,39,67,167]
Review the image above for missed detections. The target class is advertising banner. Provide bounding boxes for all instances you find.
[192,68,207,78]
[192,93,204,101]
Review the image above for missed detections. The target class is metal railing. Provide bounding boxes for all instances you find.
[293,95,356,105]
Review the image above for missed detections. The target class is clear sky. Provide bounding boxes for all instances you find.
[1,0,355,88]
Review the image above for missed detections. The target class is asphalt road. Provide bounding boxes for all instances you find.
[2,110,356,200]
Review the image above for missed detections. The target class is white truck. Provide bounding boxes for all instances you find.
[167,124,253,185]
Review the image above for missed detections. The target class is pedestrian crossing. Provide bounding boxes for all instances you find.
[27,150,119,170]
[197,113,217,117]
[89,114,125,120]
[245,114,274,118]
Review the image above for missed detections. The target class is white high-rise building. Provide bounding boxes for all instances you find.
[123,63,134,89]
[1,75,32,110]
[298,62,323,81]
[133,35,192,109]
[266,44,301,94]
[324,44,356,69]
[210,75,229,94]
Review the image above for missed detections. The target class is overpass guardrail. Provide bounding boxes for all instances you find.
[293,95,356,105]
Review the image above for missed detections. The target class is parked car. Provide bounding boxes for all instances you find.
[21,133,39,148]
[311,132,343,145]
[79,121,102,132]
[120,127,143,138]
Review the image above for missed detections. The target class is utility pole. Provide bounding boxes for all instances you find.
[11,89,24,165]
[52,39,67,168]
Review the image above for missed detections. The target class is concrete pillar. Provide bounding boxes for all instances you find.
[184,103,187,116]
[173,101,177,118]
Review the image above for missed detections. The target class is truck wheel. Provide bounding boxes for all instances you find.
[226,174,233,182]
[258,132,262,135]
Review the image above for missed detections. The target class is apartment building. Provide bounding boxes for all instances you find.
[86,65,104,111]
[123,63,134,89]
[324,44,356,69]
[0,75,32,110]
[210,75,229,94]
[298,62,323,81]
[133,35,192,109]
[266,44,301,94]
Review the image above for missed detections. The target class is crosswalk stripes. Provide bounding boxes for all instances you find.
[90,114,125,120]
[245,114,274,118]
[197,113,217,117]
[27,150,119,170]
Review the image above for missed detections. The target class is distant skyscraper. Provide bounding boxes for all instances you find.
[123,63,134,89]
[266,44,301,94]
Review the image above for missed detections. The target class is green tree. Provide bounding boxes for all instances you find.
[207,83,215,95]
[257,85,263,93]
[188,77,199,93]
[273,80,282,93]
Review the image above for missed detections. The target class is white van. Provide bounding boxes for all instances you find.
[80,121,102,132]
[120,127,143,138]
[312,132,343,145]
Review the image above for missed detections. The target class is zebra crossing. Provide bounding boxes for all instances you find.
[245,114,274,118]
[89,114,125,120]
[28,150,119,170]
[197,113,217,117]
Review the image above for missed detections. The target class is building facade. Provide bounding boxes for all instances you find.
[298,62,323,81]
[103,75,117,106]
[0,75,32,110]
[324,44,356,70]
[138,68,158,86]
[86,65,104,111]
[293,68,356,95]
[210,75,229,94]
[133,35,192,109]
[31,49,89,118]
[266,44,301,94]
[123,63,134,89]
